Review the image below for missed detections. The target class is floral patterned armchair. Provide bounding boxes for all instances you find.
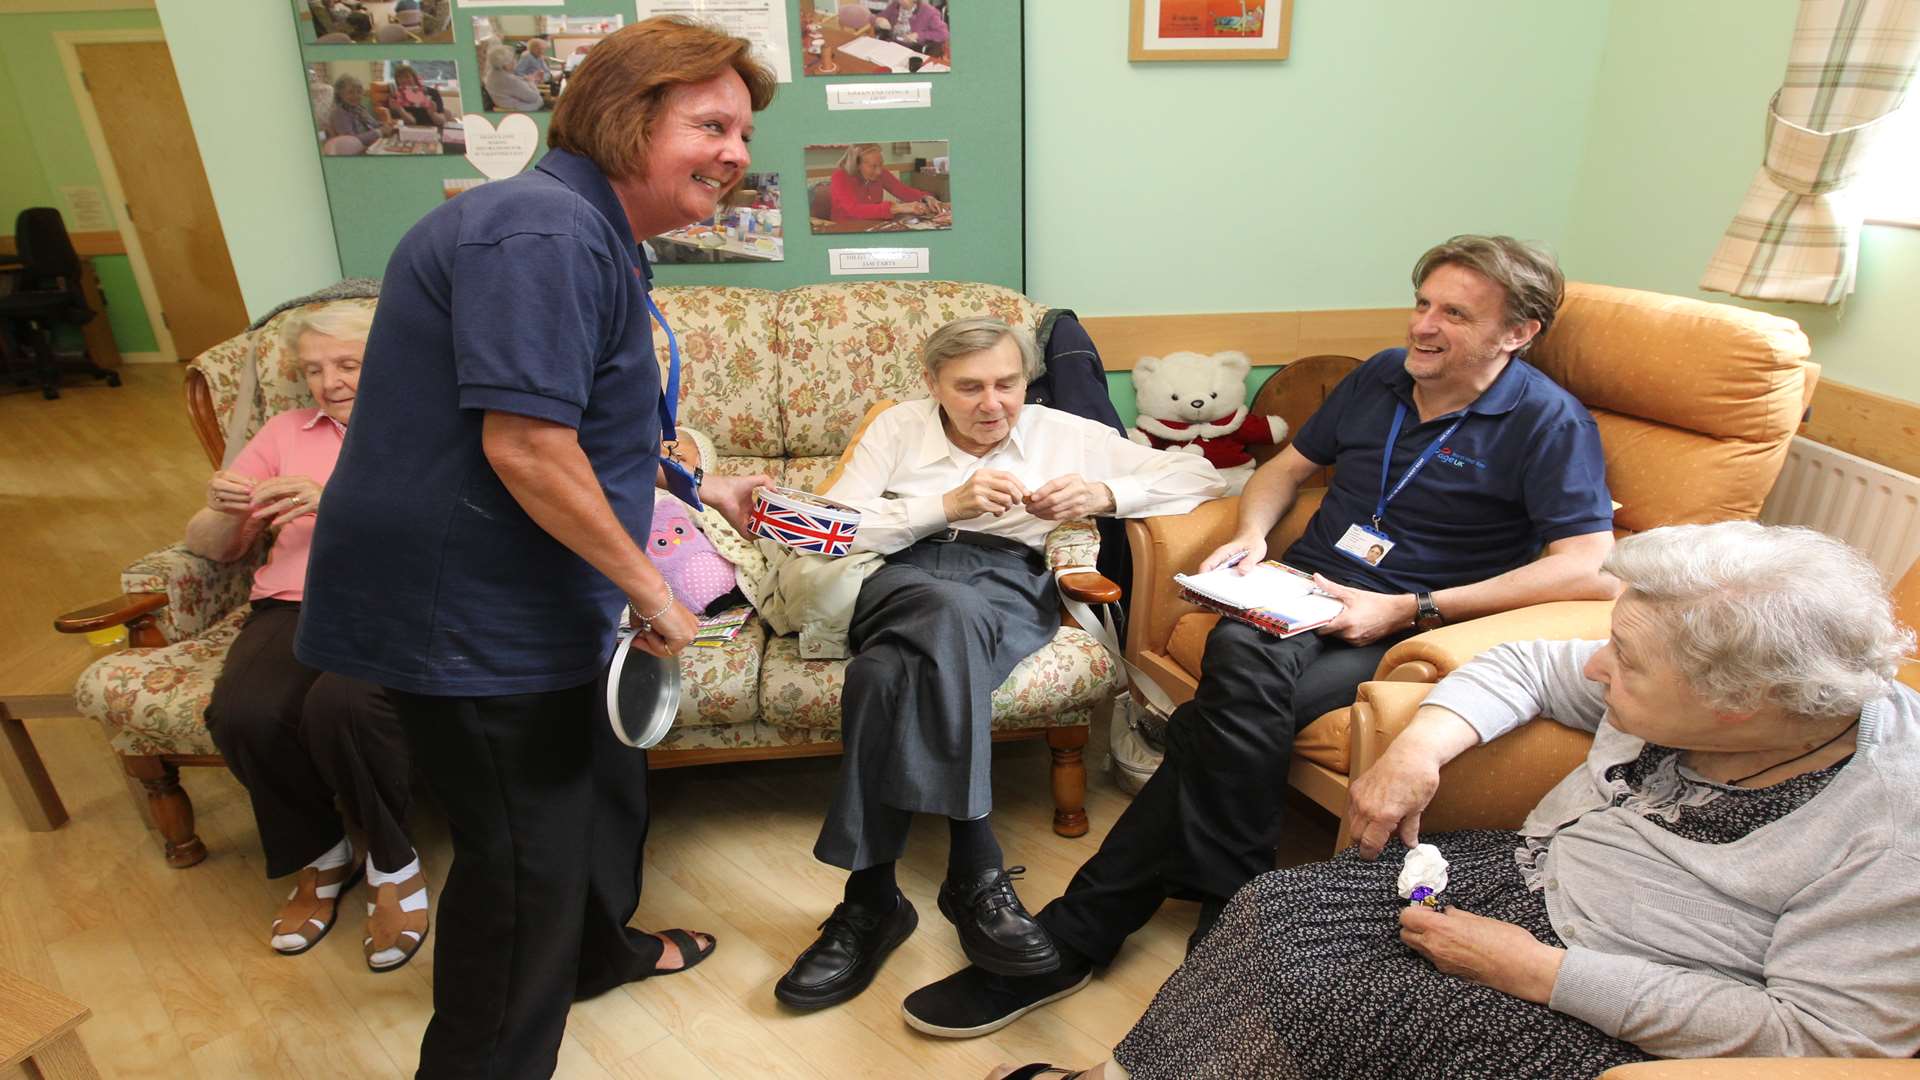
[56,283,1120,866]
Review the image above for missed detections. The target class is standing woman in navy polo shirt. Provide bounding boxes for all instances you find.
[296,18,775,1078]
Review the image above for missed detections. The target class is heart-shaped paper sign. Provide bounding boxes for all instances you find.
[462,112,538,180]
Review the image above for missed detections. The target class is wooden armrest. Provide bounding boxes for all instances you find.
[1376,599,1616,683]
[1059,571,1121,605]
[54,592,168,634]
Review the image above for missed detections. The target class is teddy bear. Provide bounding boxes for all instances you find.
[1128,349,1288,494]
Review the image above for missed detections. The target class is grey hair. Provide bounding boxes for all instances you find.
[487,43,517,73]
[1411,234,1564,356]
[279,301,374,356]
[920,317,1041,382]
[1605,522,1913,720]
[331,73,365,97]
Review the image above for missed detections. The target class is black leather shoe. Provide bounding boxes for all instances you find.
[774,894,917,1010]
[936,866,1060,976]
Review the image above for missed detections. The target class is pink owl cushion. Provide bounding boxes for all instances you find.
[646,491,738,613]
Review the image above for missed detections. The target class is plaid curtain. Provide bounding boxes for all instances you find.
[1700,0,1920,304]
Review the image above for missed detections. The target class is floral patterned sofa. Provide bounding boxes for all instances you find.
[58,283,1120,867]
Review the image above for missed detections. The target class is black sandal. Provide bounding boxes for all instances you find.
[1002,1066,1086,1080]
[646,928,716,976]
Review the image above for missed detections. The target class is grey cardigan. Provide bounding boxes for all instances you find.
[1424,639,1920,1060]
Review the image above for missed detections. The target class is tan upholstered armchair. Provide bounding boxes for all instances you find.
[1123,282,1819,821]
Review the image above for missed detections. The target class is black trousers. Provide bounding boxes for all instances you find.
[393,681,665,1080]
[204,599,412,877]
[1039,616,1405,965]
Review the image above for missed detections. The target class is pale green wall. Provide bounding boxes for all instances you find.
[0,9,161,353]
[1561,0,1920,402]
[154,0,340,320]
[1024,1,1611,318]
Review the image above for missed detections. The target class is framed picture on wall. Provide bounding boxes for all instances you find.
[471,15,625,113]
[296,0,454,44]
[802,0,952,76]
[805,141,951,234]
[1129,0,1291,62]
[309,60,465,156]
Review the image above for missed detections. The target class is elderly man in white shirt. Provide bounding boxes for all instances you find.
[774,317,1225,1012]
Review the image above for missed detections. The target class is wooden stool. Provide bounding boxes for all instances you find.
[0,967,98,1078]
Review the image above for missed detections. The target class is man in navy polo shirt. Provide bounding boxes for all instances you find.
[904,234,1618,1038]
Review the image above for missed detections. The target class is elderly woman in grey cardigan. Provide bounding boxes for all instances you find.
[994,521,1919,1080]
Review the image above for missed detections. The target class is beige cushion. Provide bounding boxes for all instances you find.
[652,286,786,457]
[74,608,245,757]
[776,282,1044,457]
[1167,612,1219,680]
[1293,708,1351,772]
[1529,282,1811,532]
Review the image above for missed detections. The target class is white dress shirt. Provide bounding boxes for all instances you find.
[825,398,1227,555]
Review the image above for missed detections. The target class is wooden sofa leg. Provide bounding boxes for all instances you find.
[1046,726,1090,838]
[121,756,206,868]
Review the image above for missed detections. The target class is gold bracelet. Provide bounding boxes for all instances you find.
[631,585,676,633]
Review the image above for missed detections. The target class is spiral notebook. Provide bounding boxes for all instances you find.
[1175,561,1345,638]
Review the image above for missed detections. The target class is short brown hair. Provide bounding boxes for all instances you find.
[548,15,776,181]
[1411,235,1565,354]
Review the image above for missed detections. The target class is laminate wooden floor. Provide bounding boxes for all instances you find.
[0,365,1337,1079]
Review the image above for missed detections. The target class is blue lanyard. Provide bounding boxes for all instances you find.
[1374,402,1467,530]
[642,289,680,441]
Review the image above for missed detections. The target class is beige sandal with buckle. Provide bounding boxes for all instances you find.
[364,871,430,972]
[270,857,364,955]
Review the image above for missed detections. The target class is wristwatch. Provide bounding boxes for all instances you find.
[1414,592,1446,632]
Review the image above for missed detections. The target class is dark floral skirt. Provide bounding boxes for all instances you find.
[1113,830,1655,1080]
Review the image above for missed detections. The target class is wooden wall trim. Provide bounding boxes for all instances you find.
[0,230,128,258]
[1800,379,1920,478]
[1079,308,1406,370]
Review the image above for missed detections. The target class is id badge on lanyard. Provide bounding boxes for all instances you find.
[1339,402,1465,568]
[644,289,704,509]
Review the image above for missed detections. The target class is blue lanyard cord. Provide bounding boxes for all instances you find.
[643,290,680,441]
[1373,402,1467,530]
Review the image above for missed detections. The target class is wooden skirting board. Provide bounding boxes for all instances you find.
[1800,380,1920,479]
[1079,308,1407,370]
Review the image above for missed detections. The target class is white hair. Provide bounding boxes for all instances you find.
[279,301,373,356]
[487,43,517,73]
[1605,522,1913,720]
[920,317,1041,382]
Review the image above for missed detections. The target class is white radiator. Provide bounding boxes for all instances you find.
[1759,436,1920,580]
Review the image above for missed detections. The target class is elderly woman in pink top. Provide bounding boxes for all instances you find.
[828,142,946,222]
[186,301,429,973]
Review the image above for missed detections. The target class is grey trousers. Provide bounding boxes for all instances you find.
[814,538,1056,870]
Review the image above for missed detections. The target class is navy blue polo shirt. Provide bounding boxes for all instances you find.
[296,148,662,695]
[1282,348,1612,595]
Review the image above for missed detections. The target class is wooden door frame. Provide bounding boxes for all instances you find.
[53,28,180,363]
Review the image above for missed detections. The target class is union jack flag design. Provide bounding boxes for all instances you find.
[748,488,862,558]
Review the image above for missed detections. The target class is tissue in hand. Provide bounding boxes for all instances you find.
[1396,843,1450,904]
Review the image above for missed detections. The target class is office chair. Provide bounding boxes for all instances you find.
[0,207,119,400]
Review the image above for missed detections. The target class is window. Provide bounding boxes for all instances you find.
[1859,98,1920,226]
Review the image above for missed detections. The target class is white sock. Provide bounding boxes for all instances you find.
[366,853,429,967]
[271,836,352,950]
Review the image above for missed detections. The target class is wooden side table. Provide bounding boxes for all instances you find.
[0,967,98,1078]
[0,695,71,832]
